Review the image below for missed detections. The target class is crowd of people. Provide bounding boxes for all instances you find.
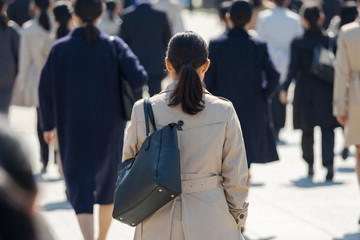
[0,0,360,239]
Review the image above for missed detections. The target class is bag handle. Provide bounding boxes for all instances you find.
[144,97,157,136]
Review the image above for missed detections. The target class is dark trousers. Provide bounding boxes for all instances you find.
[301,127,334,168]
[37,108,49,169]
[271,92,286,138]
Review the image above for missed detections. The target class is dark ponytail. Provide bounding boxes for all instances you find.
[53,1,72,39]
[35,0,51,31]
[301,3,322,36]
[167,31,208,115]
[75,0,103,45]
[0,0,9,30]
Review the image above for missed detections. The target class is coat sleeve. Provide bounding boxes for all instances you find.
[282,40,299,91]
[261,43,280,98]
[333,30,350,116]
[222,102,249,228]
[38,48,55,131]
[204,41,218,95]
[117,37,148,92]
[17,31,32,92]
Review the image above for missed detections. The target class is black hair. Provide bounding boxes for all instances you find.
[230,0,252,29]
[35,0,51,31]
[0,0,9,30]
[0,119,37,240]
[274,0,285,7]
[218,1,232,21]
[106,0,116,21]
[75,0,103,45]
[339,2,358,28]
[300,3,323,36]
[251,0,262,8]
[167,31,208,115]
[53,1,72,39]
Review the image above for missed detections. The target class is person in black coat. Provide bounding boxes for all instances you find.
[6,0,33,26]
[120,0,171,97]
[280,4,339,181]
[205,0,280,173]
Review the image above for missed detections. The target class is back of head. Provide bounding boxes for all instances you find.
[229,0,252,29]
[53,1,72,39]
[274,0,288,7]
[300,3,323,36]
[339,1,358,27]
[35,0,51,31]
[218,1,232,22]
[0,0,8,30]
[167,31,208,115]
[0,119,37,240]
[105,0,117,21]
[75,0,103,45]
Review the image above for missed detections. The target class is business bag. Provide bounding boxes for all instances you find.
[109,36,136,121]
[311,37,335,85]
[112,97,183,226]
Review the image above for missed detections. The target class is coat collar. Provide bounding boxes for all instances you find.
[227,28,249,37]
[159,80,211,95]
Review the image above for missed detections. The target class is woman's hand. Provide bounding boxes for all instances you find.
[43,129,56,145]
[279,90,287,105]
[336,115,348,127]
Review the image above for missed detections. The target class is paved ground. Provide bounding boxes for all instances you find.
[7,10,360,240]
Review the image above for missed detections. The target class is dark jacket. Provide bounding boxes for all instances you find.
[120,4,171,76]
[282,31,339,131]
[205,29,280,165]
[6,0,33,27]
[38,29,147,209]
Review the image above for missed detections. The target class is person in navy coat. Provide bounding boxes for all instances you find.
[38,0,147,238]
[205,0,280,172]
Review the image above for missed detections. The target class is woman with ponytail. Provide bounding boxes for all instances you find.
[53,1,73,39]
[0,0,20,114]
[98,0,122,35]
[16,0,55,173]
[281,3,339,181]
[38,0,147,238]
[122,31,249,239]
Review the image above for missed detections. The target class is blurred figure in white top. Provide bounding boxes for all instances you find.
[98,0,122,36]
[151,0,184,34]
[256,0,303,142]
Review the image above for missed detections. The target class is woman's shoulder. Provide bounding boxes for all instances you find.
[7,20,21,33]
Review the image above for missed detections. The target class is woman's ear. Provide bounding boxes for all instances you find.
[202,59,210,73]
[165,57,173,72]
[318,13,325,26]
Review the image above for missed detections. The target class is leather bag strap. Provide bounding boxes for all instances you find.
[144,98,157,136]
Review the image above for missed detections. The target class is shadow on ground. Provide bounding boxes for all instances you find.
[43,201,72,211]
[34,173,62,183]
[333,232,360,240]
[290,177,344,188]
[243,235,275,240]
[337,167,355,173]
[251,182,265,187]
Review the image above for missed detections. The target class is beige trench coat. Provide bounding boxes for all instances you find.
[122,81,249,240]
[333,20,360,146]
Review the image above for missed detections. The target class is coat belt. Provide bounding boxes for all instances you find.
[181,175,223,194]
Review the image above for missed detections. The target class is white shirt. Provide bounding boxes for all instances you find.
[256,7,303,83]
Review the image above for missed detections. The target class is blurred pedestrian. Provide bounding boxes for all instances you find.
[123,31,249,240]
[281,3,339,181]
[333,0,360,222]
[205,0,280,185]
[38,0,147,238]
[328,1,358,37]
[256,0,303,142]
[120,0,171,97]
[16,0,55,173]
[217,0,232,30]
[322,0,341,30]
[98,0,122,35]
[6,0,33,26]
[0,118,56,240]
[0,0,21,115]
[152,0,184,34]
[247,0,274,30]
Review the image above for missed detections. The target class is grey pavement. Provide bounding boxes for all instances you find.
[7,10,360,240]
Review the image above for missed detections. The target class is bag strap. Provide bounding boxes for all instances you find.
[144,97,157,136]
[109,36,128,68]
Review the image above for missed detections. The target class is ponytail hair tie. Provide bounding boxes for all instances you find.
[183,59,191,65]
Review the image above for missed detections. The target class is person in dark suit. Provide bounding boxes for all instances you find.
[6,0,33,26]
[322,0,341,30]
[280,3,339,181]
[38,0,147,238]
[205,0,280,178]
[120,0,171,97]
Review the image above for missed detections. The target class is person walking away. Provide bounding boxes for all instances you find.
[218,1,232,31]
[333,0,360,223]
[246,0,274,30]
[0,0,21,115]
[98,0,122,36]
[322,0,341,30]
[281,4,339,181]
[6,0,33,26]
[120,0,171,97]
[16,0,55,173]
[152,0,184,34]
[256,0,303,143]
[205,0,280,186]
[123,31,249,240]
[38,0,148,238]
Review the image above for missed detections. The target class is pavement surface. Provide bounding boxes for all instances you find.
[7,10,360,240]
